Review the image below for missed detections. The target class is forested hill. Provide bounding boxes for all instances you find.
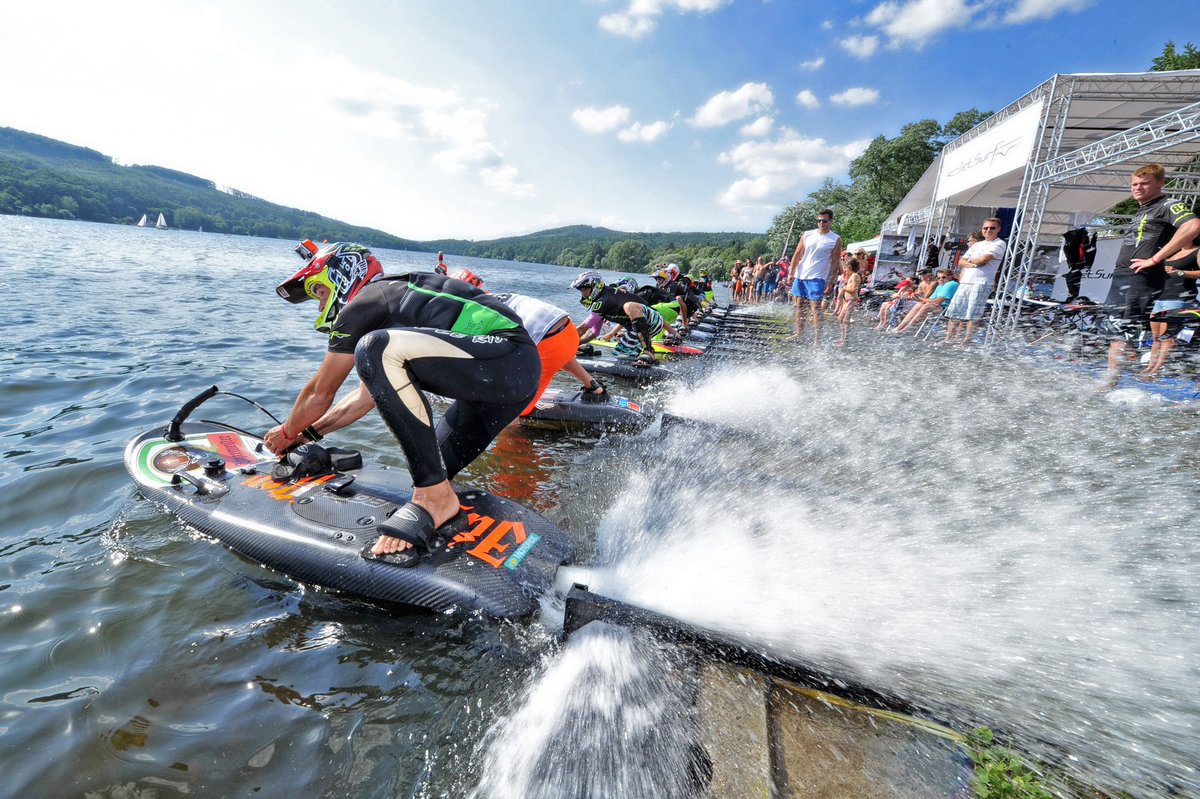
[424,225,761,270]
[0,126,765,273]
[0,127,420,248]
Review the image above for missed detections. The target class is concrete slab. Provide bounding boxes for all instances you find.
[697,662,773,799]
[770,682,971,799]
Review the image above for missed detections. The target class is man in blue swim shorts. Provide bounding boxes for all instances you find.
[788,209,842,344]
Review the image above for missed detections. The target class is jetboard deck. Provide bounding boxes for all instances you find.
[590,338,705,356]
[124,422,577,617]
[521,388,650,431]
[574,355,680,383]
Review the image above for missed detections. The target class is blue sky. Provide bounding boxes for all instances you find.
[0,1,1194,239]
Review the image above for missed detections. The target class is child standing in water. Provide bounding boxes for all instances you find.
[836,259,862,346]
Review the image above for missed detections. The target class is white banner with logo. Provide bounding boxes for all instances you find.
[935,98,1045,201]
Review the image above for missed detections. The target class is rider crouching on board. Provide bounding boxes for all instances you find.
[265,241,539,566]
[648,263,694,330]
[572,271,663,367]
[600,277,684,346]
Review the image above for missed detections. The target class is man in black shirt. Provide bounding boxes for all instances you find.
[1103,165,1200,385]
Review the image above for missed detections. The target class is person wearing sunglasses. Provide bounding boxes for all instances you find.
[891,269,959,334]
[943,218,1006,345]
[788,209,842,344]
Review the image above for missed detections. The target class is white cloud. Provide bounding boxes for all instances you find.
[322,59,532,196]
[690,82,774,127]
[798,57,825,70]
[480,165,536,198]
[861,0,1094,49]
[795,90,821,110]
[717,128,870,208]
[1004,0,1093,24]
[599,0,731,39]
[830,86,881,106]
[864,0,972,48]
[599,12,656,37]
[572,104,633,133]
[738,116,774,137]
[839,34,880,57]
[618,120,673,142]
[820,19,834,30]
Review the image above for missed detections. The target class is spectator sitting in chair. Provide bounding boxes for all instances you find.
[874,275,916,331]
[890,269,959,334]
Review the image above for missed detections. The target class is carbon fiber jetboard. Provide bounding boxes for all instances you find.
[520,388,650,431]
[125,416,577,618]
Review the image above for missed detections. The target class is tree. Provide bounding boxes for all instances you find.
[767,108,996,250]
[1151,41,1200,71]
[940,109,993,144]
[849,119,942,225]
[601,239,651,272]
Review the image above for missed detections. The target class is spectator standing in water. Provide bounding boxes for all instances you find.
[1139,235,1200,378]
[835,258,862,346]
[788,209,842,344]
[1103,164,1200,386]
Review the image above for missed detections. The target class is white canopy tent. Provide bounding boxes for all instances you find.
[881,69,1200,341]
[845,236,880,254]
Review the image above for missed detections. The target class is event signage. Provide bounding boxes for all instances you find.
[935,98,1046,201]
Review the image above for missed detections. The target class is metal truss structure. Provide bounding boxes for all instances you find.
[882,71,1200,346]
[988,89,1200,343]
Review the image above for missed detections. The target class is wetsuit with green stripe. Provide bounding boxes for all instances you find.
[331,273,539,486]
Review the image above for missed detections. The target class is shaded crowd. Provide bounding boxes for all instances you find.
[729,164,1200,392]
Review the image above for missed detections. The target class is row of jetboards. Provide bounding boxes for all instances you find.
[573,306,789,374]
[122,305,789,618]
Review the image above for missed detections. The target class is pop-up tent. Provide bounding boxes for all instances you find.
[883,69,1200,339]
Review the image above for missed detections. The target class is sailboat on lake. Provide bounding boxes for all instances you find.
[137,212,169,229]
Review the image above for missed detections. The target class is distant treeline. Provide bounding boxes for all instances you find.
[428,225,768,276]
[0,127,421,248]
[0,127,766,277]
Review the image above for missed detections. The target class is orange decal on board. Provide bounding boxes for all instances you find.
[241,472,333,501]
[467,520,528,568]
[208,432,261,469]
[451,511,493,545]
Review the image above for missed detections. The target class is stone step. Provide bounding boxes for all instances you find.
[696,663,971,799]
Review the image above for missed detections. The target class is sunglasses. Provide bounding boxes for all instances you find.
[982,225,999,230]
[817,218,831,224]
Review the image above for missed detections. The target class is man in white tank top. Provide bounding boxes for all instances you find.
[788,209,842,344]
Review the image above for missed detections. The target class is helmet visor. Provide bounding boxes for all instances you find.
[276,275,311,303]
[276,259,328,303]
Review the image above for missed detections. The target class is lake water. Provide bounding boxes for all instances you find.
[1,215,1197,798]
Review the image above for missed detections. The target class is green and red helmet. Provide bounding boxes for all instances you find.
[276,242,383,334]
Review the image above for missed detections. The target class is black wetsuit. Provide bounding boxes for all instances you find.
[653,279,698,319]
[331,273,539,486]
[1106,196,1198,329]
[583,286,664,358]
